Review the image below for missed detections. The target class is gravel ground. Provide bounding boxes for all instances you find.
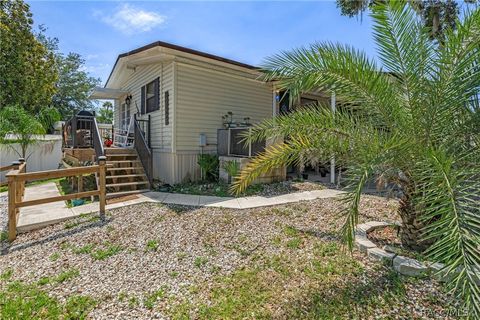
[0,195,460,319]
[0,194,7,235]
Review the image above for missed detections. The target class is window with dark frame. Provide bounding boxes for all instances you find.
[164,91,169,125]
[141,78,160,114]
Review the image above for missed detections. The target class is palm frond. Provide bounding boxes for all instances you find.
[261,42,406,130]
[417,148,480,317]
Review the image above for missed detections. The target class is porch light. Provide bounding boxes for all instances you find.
[125,95,132,106]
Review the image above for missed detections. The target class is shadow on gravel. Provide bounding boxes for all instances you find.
[0,217,113,256]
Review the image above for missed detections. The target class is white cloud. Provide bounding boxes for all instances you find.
[97,4,166,35]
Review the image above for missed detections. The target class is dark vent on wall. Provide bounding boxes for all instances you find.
[165,91,169,125]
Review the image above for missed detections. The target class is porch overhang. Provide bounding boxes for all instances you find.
[89,87,129,99]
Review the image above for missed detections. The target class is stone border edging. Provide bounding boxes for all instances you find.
[355,221,446,279]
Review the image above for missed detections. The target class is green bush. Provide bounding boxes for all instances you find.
[197,154,219,182]
[223,160,240,184]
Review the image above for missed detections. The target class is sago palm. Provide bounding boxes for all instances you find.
[232,1,480,316]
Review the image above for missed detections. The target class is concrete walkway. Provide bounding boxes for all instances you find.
[17,182,77,232]
[15,184,344,232]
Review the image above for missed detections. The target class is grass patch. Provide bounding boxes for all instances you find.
[0,231,8,242]
[1,269,13,281]
[64,295,97,319]
[170,241,423,319]
[286,237,302,249]
[0,278,95,319]
[49,252,60,261]
[194,256,209,268]
[143,288,166,309]
[91,244,122,260]
[283,225,299,237]
[37,268,79,286]
[73,244,95,255]
[198,268,272,319]
[146,240,159,252]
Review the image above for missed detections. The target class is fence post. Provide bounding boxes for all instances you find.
[98,156,106,219]
[7,161,20,242]
[18,158,25,198]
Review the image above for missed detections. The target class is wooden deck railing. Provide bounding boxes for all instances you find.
[5,156,107,241]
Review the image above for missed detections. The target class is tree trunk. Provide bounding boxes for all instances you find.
[397,193,433,252]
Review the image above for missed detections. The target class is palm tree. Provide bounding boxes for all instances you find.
[233,1,480,315]
[0,106,59,159]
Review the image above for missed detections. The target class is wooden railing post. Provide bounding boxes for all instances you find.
[18,158,25,198]
[7,160,20,242]
[98,156,106,219]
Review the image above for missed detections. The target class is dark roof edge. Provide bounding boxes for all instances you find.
[105,41,259,88]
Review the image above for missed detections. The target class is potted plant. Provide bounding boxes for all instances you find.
[104,138,113,147]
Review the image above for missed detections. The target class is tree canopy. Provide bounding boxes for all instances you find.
[336,0,479,40]
[96,101,114,124]
[0,0,58,114]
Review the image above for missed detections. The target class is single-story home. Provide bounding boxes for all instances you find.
[91,41,335,186]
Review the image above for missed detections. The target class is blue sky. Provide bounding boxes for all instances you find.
[27,1,376,85]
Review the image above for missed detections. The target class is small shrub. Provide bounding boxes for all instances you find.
[197,154,219,182]
[223,160,240,184]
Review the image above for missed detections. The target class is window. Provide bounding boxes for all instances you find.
[164,91,169,125]
[141,78,159,114]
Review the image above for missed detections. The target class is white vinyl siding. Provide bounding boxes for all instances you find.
[119,62,174,151]
[175,63,273,152]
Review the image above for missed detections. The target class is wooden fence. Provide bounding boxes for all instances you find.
[4,156,107,241]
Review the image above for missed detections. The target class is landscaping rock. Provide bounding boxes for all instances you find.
[393,255,428,277]
[365,221,390,230]
[355,236,377,252]
[367,247,396,264]
[355,223,370,237]
[383,245,400,254]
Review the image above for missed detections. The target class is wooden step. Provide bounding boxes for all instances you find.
[105,148,136,154]
[108,160,141,164]
[107,167,143,172]
[106,154,138,158]
[106,189,150,199]
[106,174,147,179]
[106,181,149,188]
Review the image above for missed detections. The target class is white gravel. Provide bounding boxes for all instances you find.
[0,195,458,319]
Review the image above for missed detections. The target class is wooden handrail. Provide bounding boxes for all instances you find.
[1,165,16,172]
[7,165,100,181]
[6,157,107,241]
[133,117,153,185]
[17,190,100,208]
